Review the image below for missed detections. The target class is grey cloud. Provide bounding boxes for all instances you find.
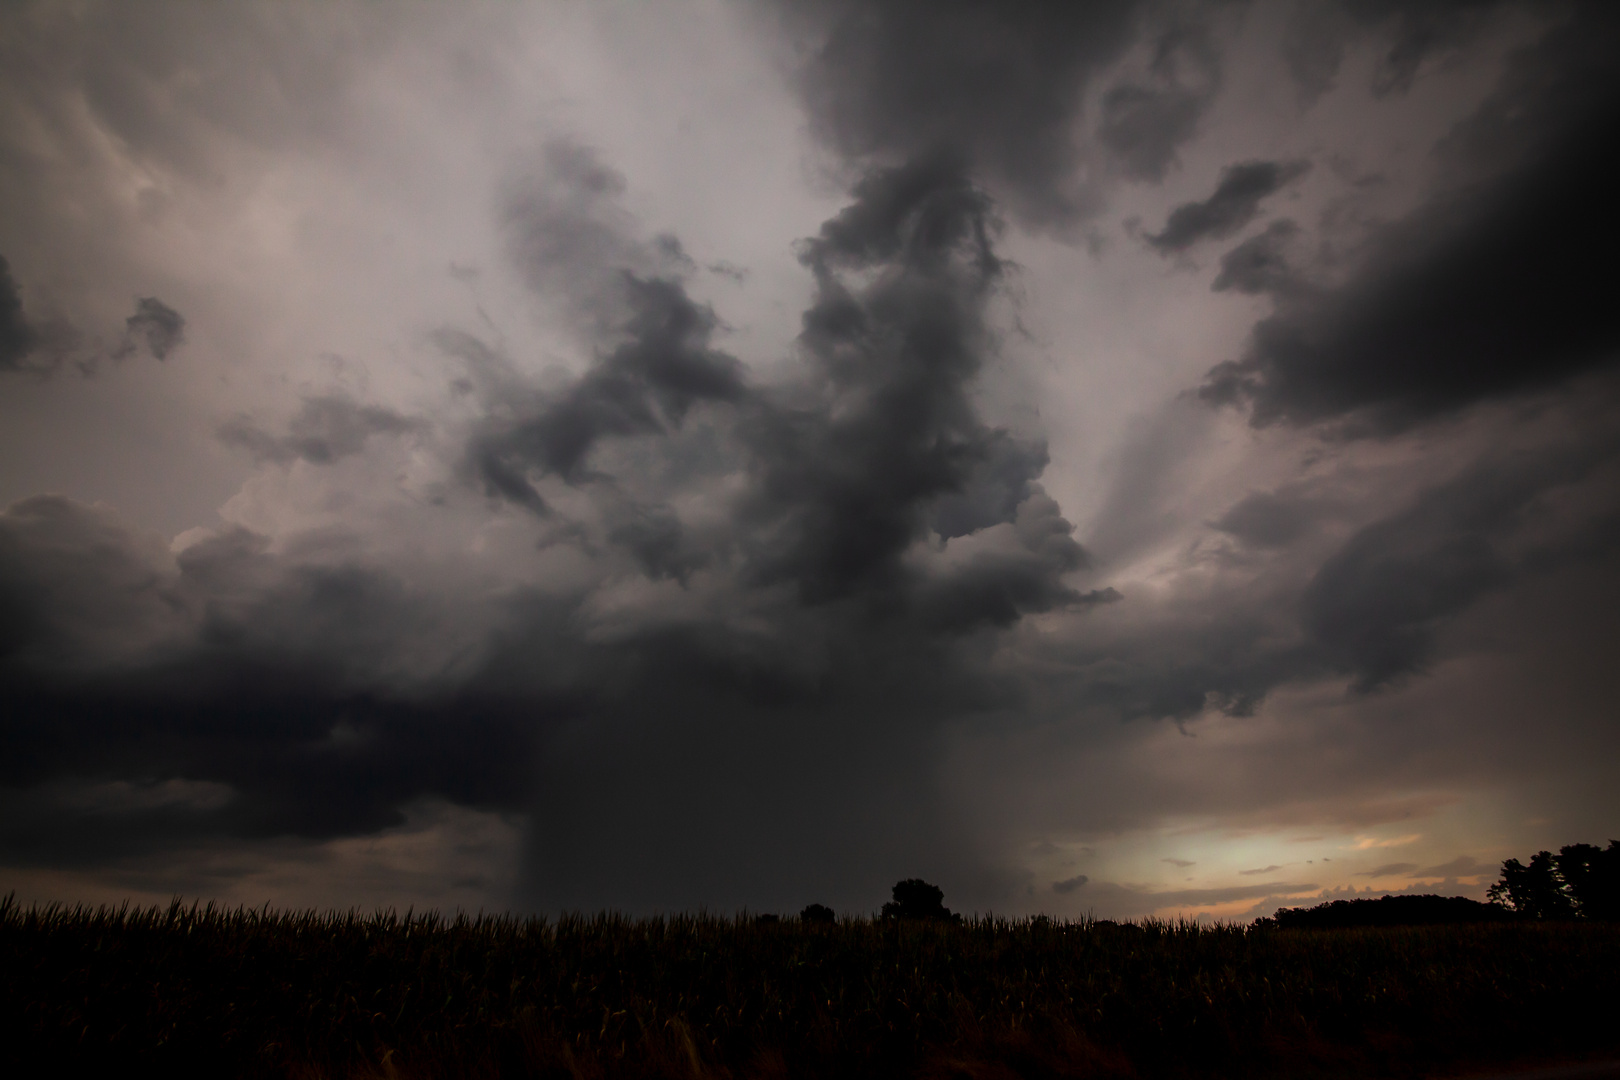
[470,146,747,508]
[1210,485,1321,548]
[0,499,542,852]
[606,506,710,586]
[1096,25,1223,184]
[1280,0,1507,103]
[218,395,428,465]
[1415,856,1486,877]
[1204,8,1620,431]
[0,259,178,375]
[0,153,1100,914]
[113,297,186,361]
[781,0,1168,228]
[1161,857,1194,868]
[1358,862,1418,877]
[0,256,39,371]
[1240,864,1283,876]
[1052,873,1088,894]
[1304,431,1620,690]
[1210,220,1301,295]
[1148,161,1310,254]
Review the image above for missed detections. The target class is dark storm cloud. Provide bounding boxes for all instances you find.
[1282,0,1507,103]
[114,297,185,361]
[1052,873,1088,894]
[783,0,1221,227]
[1204,8,1620,431]
[0,256,39,371]
[1095,24,1223,184]
[0,152,1096,911]
[0,258,182,375]
[469,145,747,508]
[1210,220,1300,295]
[218,395,428,465]
[1303,429,1620,690]
[473,274,744,492]
[736,155,1080,607]
[1209,484,1320,548]
[0,496,544,854]
[1147,160,1310,253]
[1048,375,1620,726]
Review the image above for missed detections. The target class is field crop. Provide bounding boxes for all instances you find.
[4,896,1619,1078]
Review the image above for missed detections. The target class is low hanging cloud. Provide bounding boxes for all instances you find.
[1147,159,1310,253]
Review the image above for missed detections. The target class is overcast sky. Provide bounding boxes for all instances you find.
[1,0,1616,921]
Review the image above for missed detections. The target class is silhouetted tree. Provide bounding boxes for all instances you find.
[1487,841,1620,920]
[1553,841,1620,921]
[799,903,836,924]
[881,879,957,921]
[1489,851,1576,920]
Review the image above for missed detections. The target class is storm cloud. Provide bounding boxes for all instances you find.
[1202,7,1620,430]
[1148,161,1310,254]
[2,0,1619,921]
[0,256,38,370]
[782,0,1228,227]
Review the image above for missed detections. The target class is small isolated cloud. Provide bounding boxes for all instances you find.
[114,297,185,360]
[1357,862,1418,877]
[1239,864,1283,876]
[1052,874,1089,894]
[1161,857,1195,868]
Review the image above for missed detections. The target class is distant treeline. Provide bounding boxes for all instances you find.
[1263,840,1620,929]
[1263,894,1513,930]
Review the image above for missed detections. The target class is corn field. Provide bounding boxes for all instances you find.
[3,895,1618,1078]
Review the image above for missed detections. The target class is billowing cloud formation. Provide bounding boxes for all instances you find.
[0,146,1095,913]
[3,0,1620,921]
[782,0,1227,227]
[1203,8,1620,430]
[1148,161,1309,253]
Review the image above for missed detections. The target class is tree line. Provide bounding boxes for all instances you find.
[1487,840,1620,921]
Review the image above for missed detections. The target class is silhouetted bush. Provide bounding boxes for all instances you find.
[1264,894,1517,929]
[799,903,835,924]
[881,878,958,921]
[1489,841,1620,920]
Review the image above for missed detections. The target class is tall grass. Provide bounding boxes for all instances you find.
[4,895,1618,1078]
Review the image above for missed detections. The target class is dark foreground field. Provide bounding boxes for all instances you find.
[4,898,1619,1079]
